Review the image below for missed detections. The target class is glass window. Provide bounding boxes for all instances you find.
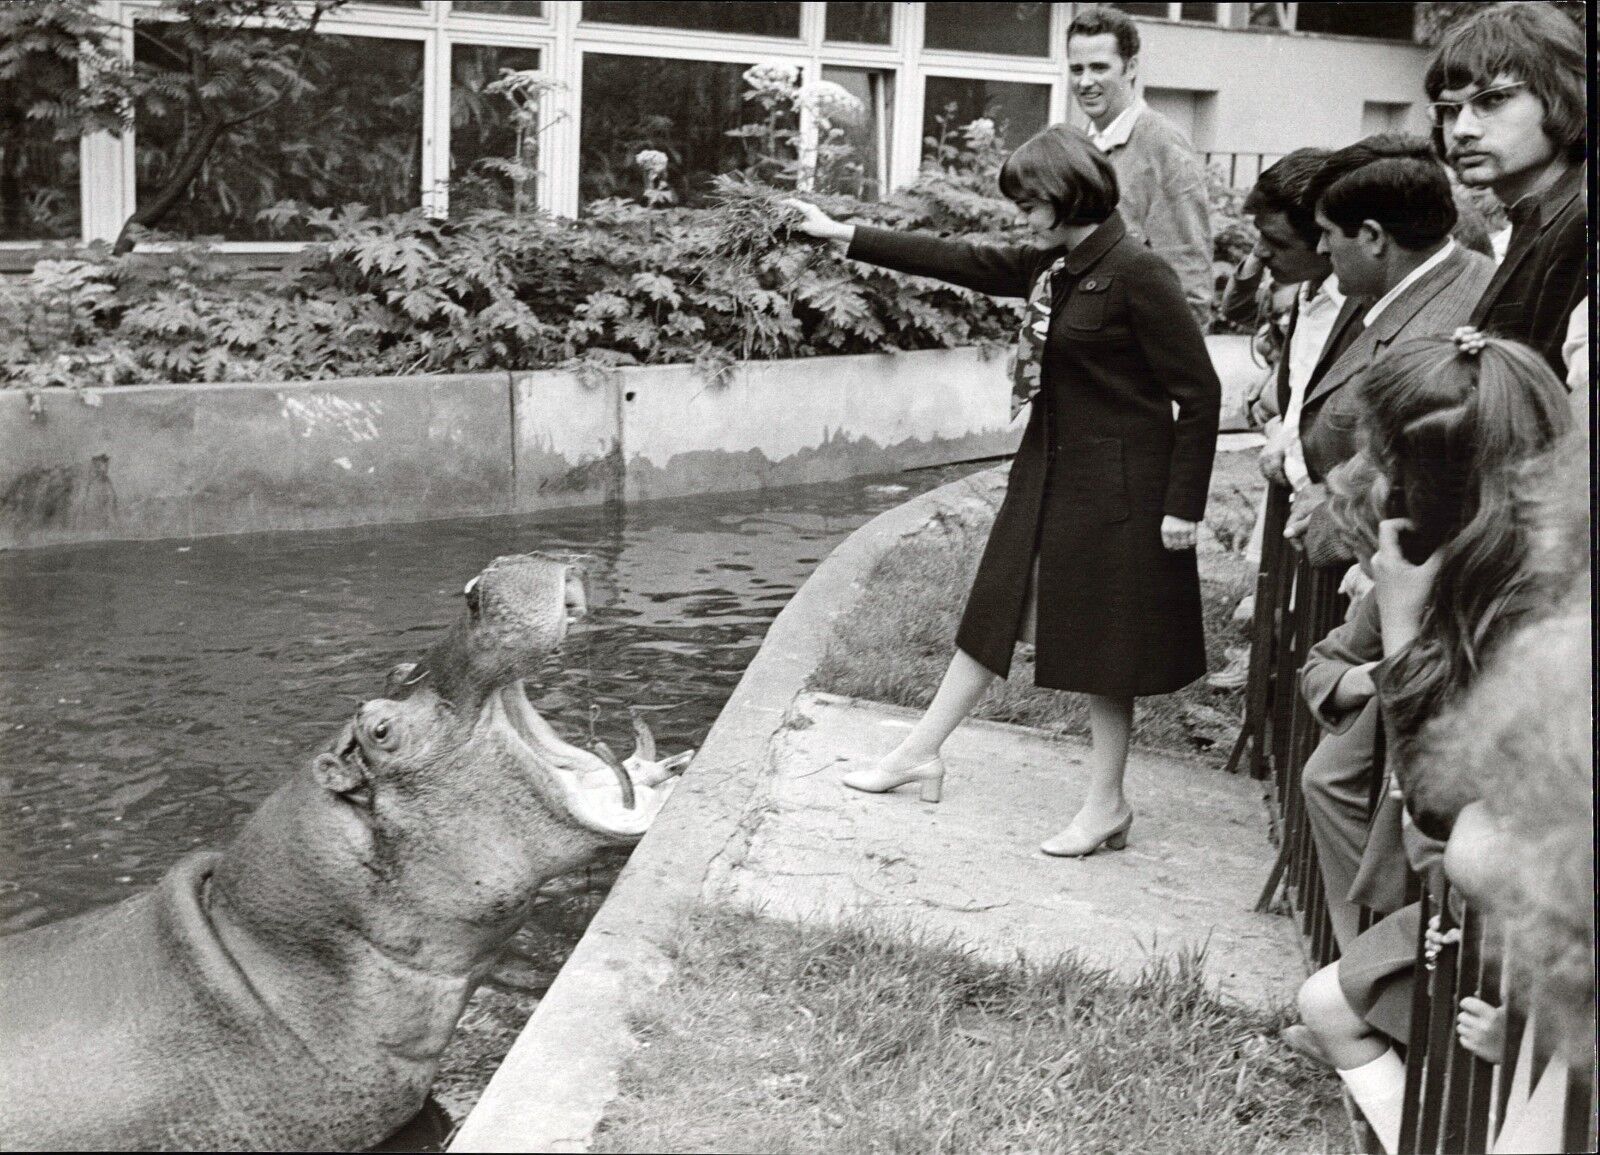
[0,50,81,240]
[922,76,1049,156]
[1294,2,1417,41]
[1179,3,1218,20]
[453,0,545,14]
[133,25,424,240]
[449,45,544,213]
[579,53,786,208]
[924,2,1051,56]
[1105,3,1170,17]
[824,2,892,44]
[582,2,801,37]
[818,67,891,199]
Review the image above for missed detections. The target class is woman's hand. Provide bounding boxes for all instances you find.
[780,198,854,245]
[1372,518,1442,655]
[1160,515,1197,551]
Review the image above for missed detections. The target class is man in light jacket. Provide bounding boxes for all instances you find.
[1067,5,1214,326]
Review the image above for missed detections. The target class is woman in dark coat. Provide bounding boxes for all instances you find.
[785,124,1220,856]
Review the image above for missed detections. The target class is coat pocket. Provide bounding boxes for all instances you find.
[1061,274,1114,332]
[1059,435,1129,523]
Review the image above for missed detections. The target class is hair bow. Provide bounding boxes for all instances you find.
[1451,326,1489,356]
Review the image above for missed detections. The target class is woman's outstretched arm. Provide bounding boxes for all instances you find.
[784,199,1037,299]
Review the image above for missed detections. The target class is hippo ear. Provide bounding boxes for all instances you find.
[312,752,372,806]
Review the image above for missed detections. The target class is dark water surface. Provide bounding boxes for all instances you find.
[0,466,981,933]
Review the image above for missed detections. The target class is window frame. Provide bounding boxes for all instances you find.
[35,1,1078,249]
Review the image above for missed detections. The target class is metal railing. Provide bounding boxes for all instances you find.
[1204,151,1286,189]
[1228,480,1597,1152]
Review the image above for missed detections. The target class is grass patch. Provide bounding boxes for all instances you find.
[593,908,1342,1154]
[810,454,1266,757]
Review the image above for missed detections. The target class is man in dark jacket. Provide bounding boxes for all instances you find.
[1285,136,1495,566]
[1425,2,1587,381]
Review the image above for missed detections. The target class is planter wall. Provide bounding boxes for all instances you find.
[0,347,1016,550]
[0,337,1255,550]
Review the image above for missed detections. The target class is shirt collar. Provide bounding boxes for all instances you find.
[1363,239,1456,328]
[1090,98,1144,152]
[1506,160,1584,227]
[1299,276,1345,310]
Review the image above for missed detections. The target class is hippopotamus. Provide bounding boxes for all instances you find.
[0,554,689,1151]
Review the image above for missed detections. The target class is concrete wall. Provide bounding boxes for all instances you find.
[0,348,1017,550]
[1,339,1257,550]
[1134,23,1433,153]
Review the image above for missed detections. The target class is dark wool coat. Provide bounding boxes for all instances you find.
[1469,161,1586,380]
[848,212,1221,697]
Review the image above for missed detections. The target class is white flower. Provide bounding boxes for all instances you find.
[742,60,801,94]
[962,117,997,149]
[798,79,865,125]
[634,149,669,177]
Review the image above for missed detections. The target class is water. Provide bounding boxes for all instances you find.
[0,466,981,934]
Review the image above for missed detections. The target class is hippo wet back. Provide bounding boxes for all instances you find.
[0,554,688,1151]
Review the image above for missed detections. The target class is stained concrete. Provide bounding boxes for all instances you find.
[706,692,1304,1009]
[1,337,1257,549]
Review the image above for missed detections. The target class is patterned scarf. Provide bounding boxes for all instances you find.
[1010,255,1069,421]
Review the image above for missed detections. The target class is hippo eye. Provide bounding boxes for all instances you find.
[372,720,390,742]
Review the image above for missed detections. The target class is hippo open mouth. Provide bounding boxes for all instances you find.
[490,680,683,839]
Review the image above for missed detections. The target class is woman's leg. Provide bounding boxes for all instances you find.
[1080,693,1134,821]
[1298,963,1405,1153]
[1040,693,1134,854]
[875,648,996,768]
[849,563,1035,795]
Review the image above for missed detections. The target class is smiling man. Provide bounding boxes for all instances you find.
[1426,3,1586,379]
[1067,5,1213,326]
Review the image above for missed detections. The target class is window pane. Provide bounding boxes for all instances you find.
[580,53,786,208]
[449,45,543,213]
[1294,2,1416,40]
[133,26,424,240]
[819,66,891,199]
[825,1,892,44]
[0,49,81,240]
[582,2,801,37]
[924,2,1051,55]
[1180,3,1218,20]
[454,1,545,14]
[1105,3,1170,17]
[922,77,1049,156]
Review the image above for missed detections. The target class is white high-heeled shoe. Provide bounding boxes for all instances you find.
[842,754,945,803]
[1039,810,1133,857]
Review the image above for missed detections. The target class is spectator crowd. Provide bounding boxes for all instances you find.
[1204,3,1590,1150]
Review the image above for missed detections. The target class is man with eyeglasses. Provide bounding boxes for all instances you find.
[1425,2,1587,381]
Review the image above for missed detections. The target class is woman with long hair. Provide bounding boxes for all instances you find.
[783,123,1220,855]
[1292,329,1573,1153]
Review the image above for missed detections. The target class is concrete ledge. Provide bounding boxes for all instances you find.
[448,468,1008,1153]
[1,338,1254,550]
[0,374,516,548]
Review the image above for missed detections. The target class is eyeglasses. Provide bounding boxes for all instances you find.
[1427,82,1528,129]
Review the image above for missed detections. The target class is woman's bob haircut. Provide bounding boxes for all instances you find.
[998,124,1120,227]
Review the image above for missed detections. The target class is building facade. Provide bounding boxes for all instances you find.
[4,1,1433,252]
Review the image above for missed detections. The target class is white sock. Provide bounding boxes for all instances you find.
[1338,1048,1406,1154]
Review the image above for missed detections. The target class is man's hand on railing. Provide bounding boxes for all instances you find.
[1283,483,1325,545]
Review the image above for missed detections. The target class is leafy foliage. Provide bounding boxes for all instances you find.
[0,171,1032,390]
